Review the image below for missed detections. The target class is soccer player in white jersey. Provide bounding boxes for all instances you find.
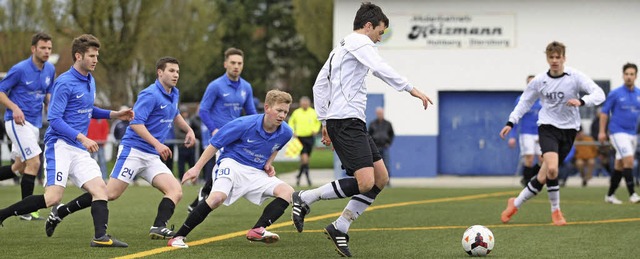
[500,41,605,226]
[44,57,196,240]
[598,63,640,204]
[167,90,295,249]
[0,32,55,220]
[0,34,133,247]
[291,2,432,257]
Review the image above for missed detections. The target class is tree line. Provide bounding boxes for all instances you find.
[0,0,333,108]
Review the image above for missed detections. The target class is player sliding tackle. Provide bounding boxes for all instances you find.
[167,90,295,248]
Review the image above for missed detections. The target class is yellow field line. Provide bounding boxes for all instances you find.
[114,190,516,259]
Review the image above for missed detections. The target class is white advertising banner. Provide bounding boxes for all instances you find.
[379,13,516,49]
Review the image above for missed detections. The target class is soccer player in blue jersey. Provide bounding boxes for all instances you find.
[44,57,196,240]
[500,41,605,226]
[167,90,294,248]
[0,32,55,221]
[0,34,133,247]
[187,48,257,212]
[599,63,640,204]
[507,75,542,186]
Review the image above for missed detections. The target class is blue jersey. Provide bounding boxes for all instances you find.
[0,57,55,128]
[45,67,98,149]
[120,80,180,155]
[199,74,257,134]
[211,114,293,170]
[600,85,640,134]
[509,95,541,139]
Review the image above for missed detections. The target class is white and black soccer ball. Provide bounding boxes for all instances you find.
[461,225,494,256]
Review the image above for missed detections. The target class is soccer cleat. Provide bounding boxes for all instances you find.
[605,195,623,204]
[187,205,194,213]
[291,191,310,233]
[18,214,32,221]
[629,193,640,204]
[90,234,129,247]
[246,227,280,244]
[168,236,188,248]
[324,223,352,257]
[500,197,518,223]
[149,226,175,239]
[45,204,64,237]
[551,209,566,226]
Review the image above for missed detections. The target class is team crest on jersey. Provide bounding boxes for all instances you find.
[45,76,51,86]
[272,144,281,152]
[241,90,247,98]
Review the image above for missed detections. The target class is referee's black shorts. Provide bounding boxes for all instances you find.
[326,118,382,176]
[298,136,315,155]
[538,124,577,163]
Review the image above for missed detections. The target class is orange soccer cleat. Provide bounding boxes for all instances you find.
[500,198,518,223]
[551,209,566,226]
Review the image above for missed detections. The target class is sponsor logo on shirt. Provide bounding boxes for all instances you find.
[76,93,85,99]
[160,104,168,109]
[25,81,34,85]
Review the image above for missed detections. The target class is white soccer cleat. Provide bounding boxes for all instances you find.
[605,195,623,204]
[168,236,188,248]
[629,193,640,204]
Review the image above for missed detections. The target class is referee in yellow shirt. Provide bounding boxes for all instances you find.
[288,96,321,186]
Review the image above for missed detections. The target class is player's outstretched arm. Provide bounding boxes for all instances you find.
[409,88,433,110]
[110,107,134,121]
[182,144,219,184]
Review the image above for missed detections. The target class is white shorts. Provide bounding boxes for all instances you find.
[609,133,637,160]
[519,133,541,156]
[5,120,41,161]
[110,145,172,184]
[211,158,285,206]
[44,139,102,187]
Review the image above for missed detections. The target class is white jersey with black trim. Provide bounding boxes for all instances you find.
[508,67,605,130]
[312,32,413,123]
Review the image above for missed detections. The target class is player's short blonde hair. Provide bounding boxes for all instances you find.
[545,41,565,57]
[265,90,292,107]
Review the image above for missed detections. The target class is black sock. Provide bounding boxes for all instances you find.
[91,200,109,239]
[522,166,534,182]
[0,195,46,221]
[622,168,635,195]
[0,165,15,181]
[190,178,213,208]
[58,193,93,219]
[297,164,304,179]
[252,197,289,229]
[20,174,36,199]
[175,201,212,237]
[153,197,176,227]
[607,170,623,196]
[529,177,544,193]
[304,164,311,185]
[336,178,361,197]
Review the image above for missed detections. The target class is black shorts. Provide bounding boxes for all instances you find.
[298,136,315,155]
[538,124,577,163]
[326,118,382,176]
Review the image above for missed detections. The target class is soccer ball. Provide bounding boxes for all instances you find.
[461,225,494,256]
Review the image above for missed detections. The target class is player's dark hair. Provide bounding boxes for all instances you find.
[156,56,180,71]
[71,34,101,62]
[31,32,52,46]
[353,2,389,30]
[545,41,565,57]
[623,63,637,74]
[224,48,244,60]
